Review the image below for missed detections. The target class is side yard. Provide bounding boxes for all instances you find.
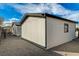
[48,38,79,56]
[0,36,61,56]
[0,35,79,56]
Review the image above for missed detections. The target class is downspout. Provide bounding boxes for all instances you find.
[78,30,79,38]
[45,13,47,48]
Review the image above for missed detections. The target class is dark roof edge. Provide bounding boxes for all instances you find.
[12,22,21,27]
[45,13,77,23]
[20,13,46,25]
[20,14,29,25]
[20,13,78,25]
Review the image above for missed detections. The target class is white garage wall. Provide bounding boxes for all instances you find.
[16,26,21,36]
[76,31,78,37]
[12,24,16,35]
[47,17,76,49]
[22,17,45,47]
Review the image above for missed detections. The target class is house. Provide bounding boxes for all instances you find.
[3,26,12,34]
[20,13,77,49]
[0,26,2,38]
[0,17,4,27]
[76,24,79,38]
[11,22,21,36]
[3,23,12,34]
[0,18,4,38]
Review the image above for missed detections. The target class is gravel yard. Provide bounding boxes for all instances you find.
[0,36,61,56]
[0,35,79,56]
[49,38,79,56]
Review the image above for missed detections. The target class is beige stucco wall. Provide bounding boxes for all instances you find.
[47,17,76,49]
[22,17,45,47]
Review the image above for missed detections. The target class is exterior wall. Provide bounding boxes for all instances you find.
[12,24,21,36]
[11,25,13,34]
[12,24,16,35]
[16,26,21,36]
[76,25,79,38]
[76,31,78,37]
[47,17,76,49]
[0,27,2,38]
[22,17,45,47]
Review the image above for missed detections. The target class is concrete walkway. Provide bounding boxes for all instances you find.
[0,36,62,56]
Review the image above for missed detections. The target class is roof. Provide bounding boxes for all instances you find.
[20,13,78,25]
[15,22,20,26]
[12,22,20,27]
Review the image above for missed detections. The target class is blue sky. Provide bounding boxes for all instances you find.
[0,3,79,23]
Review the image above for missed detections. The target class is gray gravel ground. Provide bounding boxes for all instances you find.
[49,38,79,54]
[0,36,62,56]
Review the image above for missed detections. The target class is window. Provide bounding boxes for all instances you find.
[64,23,69,33]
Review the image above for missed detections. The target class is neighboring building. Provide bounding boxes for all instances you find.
[76,24,79,37]
[21,13,77,49]
[3,23,12,34]
[0,17,4,27]
[0,27,2,38]
[12,22,21,36]
[0,17,4,38]
[3,26,12,34]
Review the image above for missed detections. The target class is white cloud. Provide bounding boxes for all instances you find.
[9,3,45,14]
[63,12,79,22]
[3,18,19,26]
[8,3,79,22]
[46,4,73,15]
[45,4,79,22]
[9,3,72,15]
[9,18,19,22]
[4,18,19,23]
